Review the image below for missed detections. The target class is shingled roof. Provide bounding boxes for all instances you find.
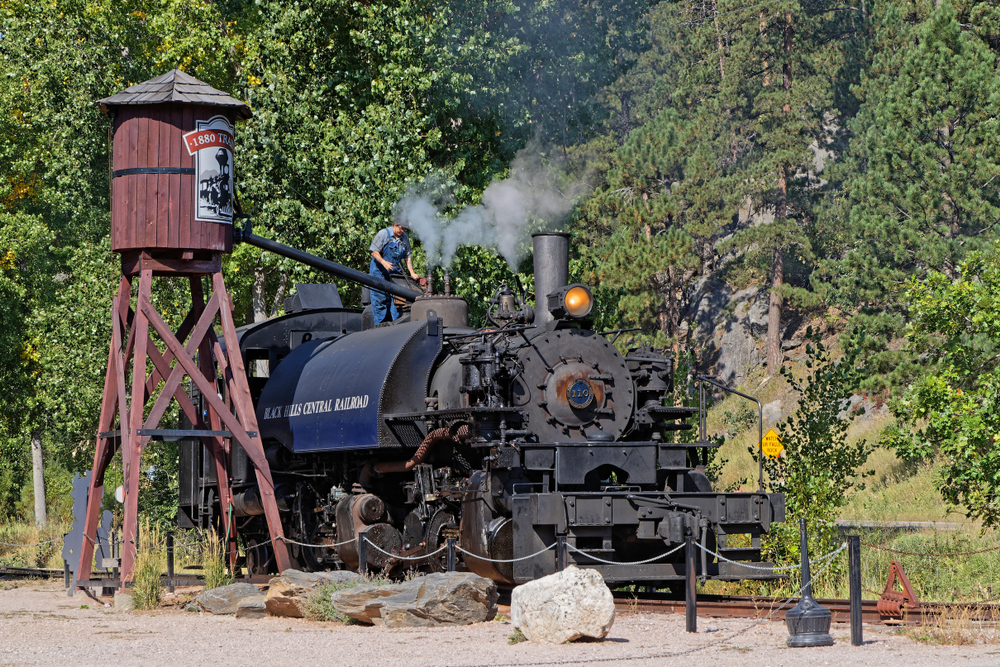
[98,69,252,119]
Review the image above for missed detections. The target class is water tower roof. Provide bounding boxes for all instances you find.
[98,69,252,119]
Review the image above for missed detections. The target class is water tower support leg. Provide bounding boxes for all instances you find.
[213,272,290,571]
[121,269,153,585]
[192,279,239,571]
[77,276,132,587]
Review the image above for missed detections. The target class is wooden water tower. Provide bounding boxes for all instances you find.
[76,70,290,589]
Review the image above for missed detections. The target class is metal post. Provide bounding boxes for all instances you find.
[446,538,456,572]
[849,535,862,646]
[785,519,834,647]
[63,559,70,589]
[358,534,368,575]
[166,532,175,593]
[685,536,697,632]
[556,535,567,571]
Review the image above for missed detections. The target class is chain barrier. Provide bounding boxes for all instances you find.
[697,541,845,572]
[859,539,1000,558]
[362,538,449,561]
[455,542,556,564]
[277,535,355,549]
[0,538,61,548]
[451,542,848,667]
[567,543,684,566]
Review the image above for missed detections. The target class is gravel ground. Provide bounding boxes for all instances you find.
[1,579,999,667]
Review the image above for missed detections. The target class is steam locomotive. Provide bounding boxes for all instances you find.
[177,231,784,587]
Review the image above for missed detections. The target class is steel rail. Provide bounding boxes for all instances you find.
[0,566,64,579]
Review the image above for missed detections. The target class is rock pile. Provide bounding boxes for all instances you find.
[193,582,264,615]
[510,566,615,643]
[330,572,498,627]
[265,569,362,618]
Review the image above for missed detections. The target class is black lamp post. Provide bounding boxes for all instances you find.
[785,518,834,647]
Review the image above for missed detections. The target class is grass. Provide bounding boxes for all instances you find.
[132,520,165,610]
[905,607,1000,645]
[507,628,527,645]
[699,341,1000,604]
[202,529,234,590]
[304,573,391,623]
[0,521,67,569]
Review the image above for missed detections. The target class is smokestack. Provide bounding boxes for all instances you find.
[532,232,570,324]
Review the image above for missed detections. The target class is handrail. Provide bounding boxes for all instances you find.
[697,375,764,492]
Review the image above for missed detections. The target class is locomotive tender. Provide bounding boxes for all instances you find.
[178,230,785,587]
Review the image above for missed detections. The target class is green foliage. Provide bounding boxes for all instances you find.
[576,0,863,346]
[819,0,1000,393]
[507,628,527,645]
[305,573,391,623]
[202,529,234,590]
[0,521,65,568]
[132,520,165,610]
[883,248,1000,527]
[757,329,874,560]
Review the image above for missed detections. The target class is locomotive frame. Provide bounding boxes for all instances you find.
[176,229,785,588]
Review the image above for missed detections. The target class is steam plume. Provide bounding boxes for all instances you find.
[395,147,585,270]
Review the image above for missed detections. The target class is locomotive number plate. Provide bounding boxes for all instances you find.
[566,379,595,409]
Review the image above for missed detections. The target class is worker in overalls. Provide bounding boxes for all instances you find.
[369,220,420,323]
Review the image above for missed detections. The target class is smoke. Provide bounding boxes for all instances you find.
[395,147,586,270]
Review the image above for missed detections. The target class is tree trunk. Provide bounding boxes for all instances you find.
[31,430,47,528]
[765,15,795,375]
[768,161,789,373]
[767,247,785,372]
[252,264,269,378]
[712,0,726,79]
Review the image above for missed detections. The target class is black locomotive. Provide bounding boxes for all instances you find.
[177,231,784,587]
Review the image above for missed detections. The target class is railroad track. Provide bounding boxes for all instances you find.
[613,592,1000,626]
[0,566,64,579]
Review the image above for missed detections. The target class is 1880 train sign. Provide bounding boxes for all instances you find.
[183,115,235,224]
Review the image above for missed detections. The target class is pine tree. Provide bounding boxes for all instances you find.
[578,0,863,357]
[819,0,1000,392]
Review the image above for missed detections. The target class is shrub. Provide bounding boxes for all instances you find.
[202,529,234,591]
[132,520,165,610]
[304,573,391,623]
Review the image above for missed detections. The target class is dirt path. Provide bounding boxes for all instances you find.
[1,580,998,667]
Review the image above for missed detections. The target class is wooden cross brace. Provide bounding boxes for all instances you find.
[76,270,290,589]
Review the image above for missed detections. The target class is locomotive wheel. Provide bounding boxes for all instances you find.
[425,510,457,572]
[288,483,328,571]
[245,536,275,575]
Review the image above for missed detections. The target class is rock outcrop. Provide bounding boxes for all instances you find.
[510,566,615,644]
[194,582,264,615]
[330,572,497,627]
[264,569,362,618]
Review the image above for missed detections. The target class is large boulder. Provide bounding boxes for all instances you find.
[330,572,497,627]
[510,566,615,644]
[194,582,264,615]
[265,569,363,618]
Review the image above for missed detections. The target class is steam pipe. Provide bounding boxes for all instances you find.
[373,425,471,474]
[532,232,570,324]
[237,227,422,302]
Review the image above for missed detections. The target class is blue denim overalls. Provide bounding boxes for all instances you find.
[369,228,406,323]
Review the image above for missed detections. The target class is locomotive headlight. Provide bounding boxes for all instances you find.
[547,284,594,319]
[564,286,592,317]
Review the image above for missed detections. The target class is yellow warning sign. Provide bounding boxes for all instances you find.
[761,428,784,459]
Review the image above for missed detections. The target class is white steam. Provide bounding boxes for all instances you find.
[395,148,585,270]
